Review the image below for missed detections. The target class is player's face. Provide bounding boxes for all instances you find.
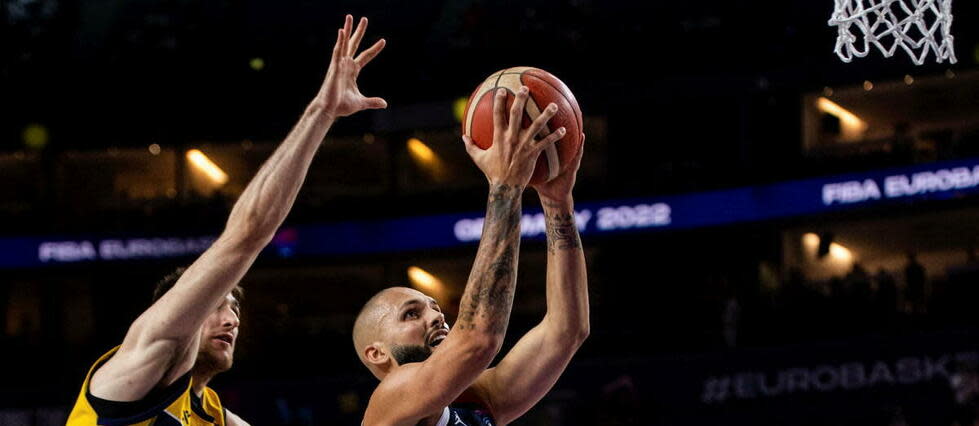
[196,293,241,372]
[385,290,449,365]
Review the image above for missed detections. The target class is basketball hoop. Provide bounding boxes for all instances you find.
[829,0,956,65]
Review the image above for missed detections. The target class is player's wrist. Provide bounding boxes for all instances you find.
[306,99,338,123]
[488,176,528,192]
[486,181,524,201]
[539,194,574,211]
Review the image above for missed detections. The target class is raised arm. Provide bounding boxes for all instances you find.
[471,137,589,425]
[89,15,386,401]
[365,87,567,425]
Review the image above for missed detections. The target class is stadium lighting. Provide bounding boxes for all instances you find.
[22,123,49,150]
[407,138,437,164]
[406,137,448,181]
[407,266,442,292]
[817,97,867,139]
[829,243,853,262]
[186,149,229,185]
[803,233,819,249]
[250,57,265,71]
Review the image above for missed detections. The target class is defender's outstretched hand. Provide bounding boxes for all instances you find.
[315,15,387,119]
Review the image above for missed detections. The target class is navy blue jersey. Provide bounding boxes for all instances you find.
[435,406,495,426]
[364,405,495,426]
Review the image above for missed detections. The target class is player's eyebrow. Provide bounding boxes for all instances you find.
[401,299,424,310]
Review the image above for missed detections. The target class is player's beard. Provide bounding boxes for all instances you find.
[391,344,432,365]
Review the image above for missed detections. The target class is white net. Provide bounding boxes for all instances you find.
[828,0,956,65]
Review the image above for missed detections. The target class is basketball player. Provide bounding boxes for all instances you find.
[68,15,386,425]
[354,86,589,425]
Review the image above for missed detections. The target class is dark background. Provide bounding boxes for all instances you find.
[4,1,979,424]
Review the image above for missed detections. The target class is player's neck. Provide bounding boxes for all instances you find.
[191,366,217,396]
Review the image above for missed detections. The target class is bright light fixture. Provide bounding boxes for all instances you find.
[186,149,229,185]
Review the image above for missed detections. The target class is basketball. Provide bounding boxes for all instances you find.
[462,67,583,185]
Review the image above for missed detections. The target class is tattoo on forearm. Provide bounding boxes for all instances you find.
[474,246,516,334]
[545,209,581,254]
[456,184,522,334]
[488,184,521,222]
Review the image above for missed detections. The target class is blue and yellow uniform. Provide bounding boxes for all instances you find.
[68,347,226,426]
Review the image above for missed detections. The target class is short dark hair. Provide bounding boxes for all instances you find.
[152,267,244,304]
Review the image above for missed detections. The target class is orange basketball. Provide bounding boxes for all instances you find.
[462,67,583,185]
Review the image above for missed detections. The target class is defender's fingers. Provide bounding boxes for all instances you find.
[348,17,368,57]
[331,28,344,63]
[354,39,386,67]
[362,97,388,110]
[338,25,349,59]
[343,15,353,41]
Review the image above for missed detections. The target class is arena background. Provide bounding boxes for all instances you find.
[4,1,979,425]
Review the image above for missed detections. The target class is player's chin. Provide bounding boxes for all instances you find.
[219,357,234,371]
[206,346,235,370]
[212,351,234,371]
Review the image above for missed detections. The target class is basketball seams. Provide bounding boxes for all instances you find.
[521,72,582,135]
[523,69,582,130]
[463,87,482,136]
[520,77,563,182]
[465,76,511,137]
[528,95,560,182]
[493,68,508,89]
[465,69,510,137]
[463,67,581,184]
[471,68,577,135]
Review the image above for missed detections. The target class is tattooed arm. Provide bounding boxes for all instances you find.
[364,86,567,426]
[469,138,590,425]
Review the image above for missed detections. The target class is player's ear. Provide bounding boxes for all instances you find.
[365,343,389,367]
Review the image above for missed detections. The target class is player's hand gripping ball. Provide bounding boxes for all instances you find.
[462,67,583,185]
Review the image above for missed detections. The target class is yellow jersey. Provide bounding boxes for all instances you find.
[67,346,226,426]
